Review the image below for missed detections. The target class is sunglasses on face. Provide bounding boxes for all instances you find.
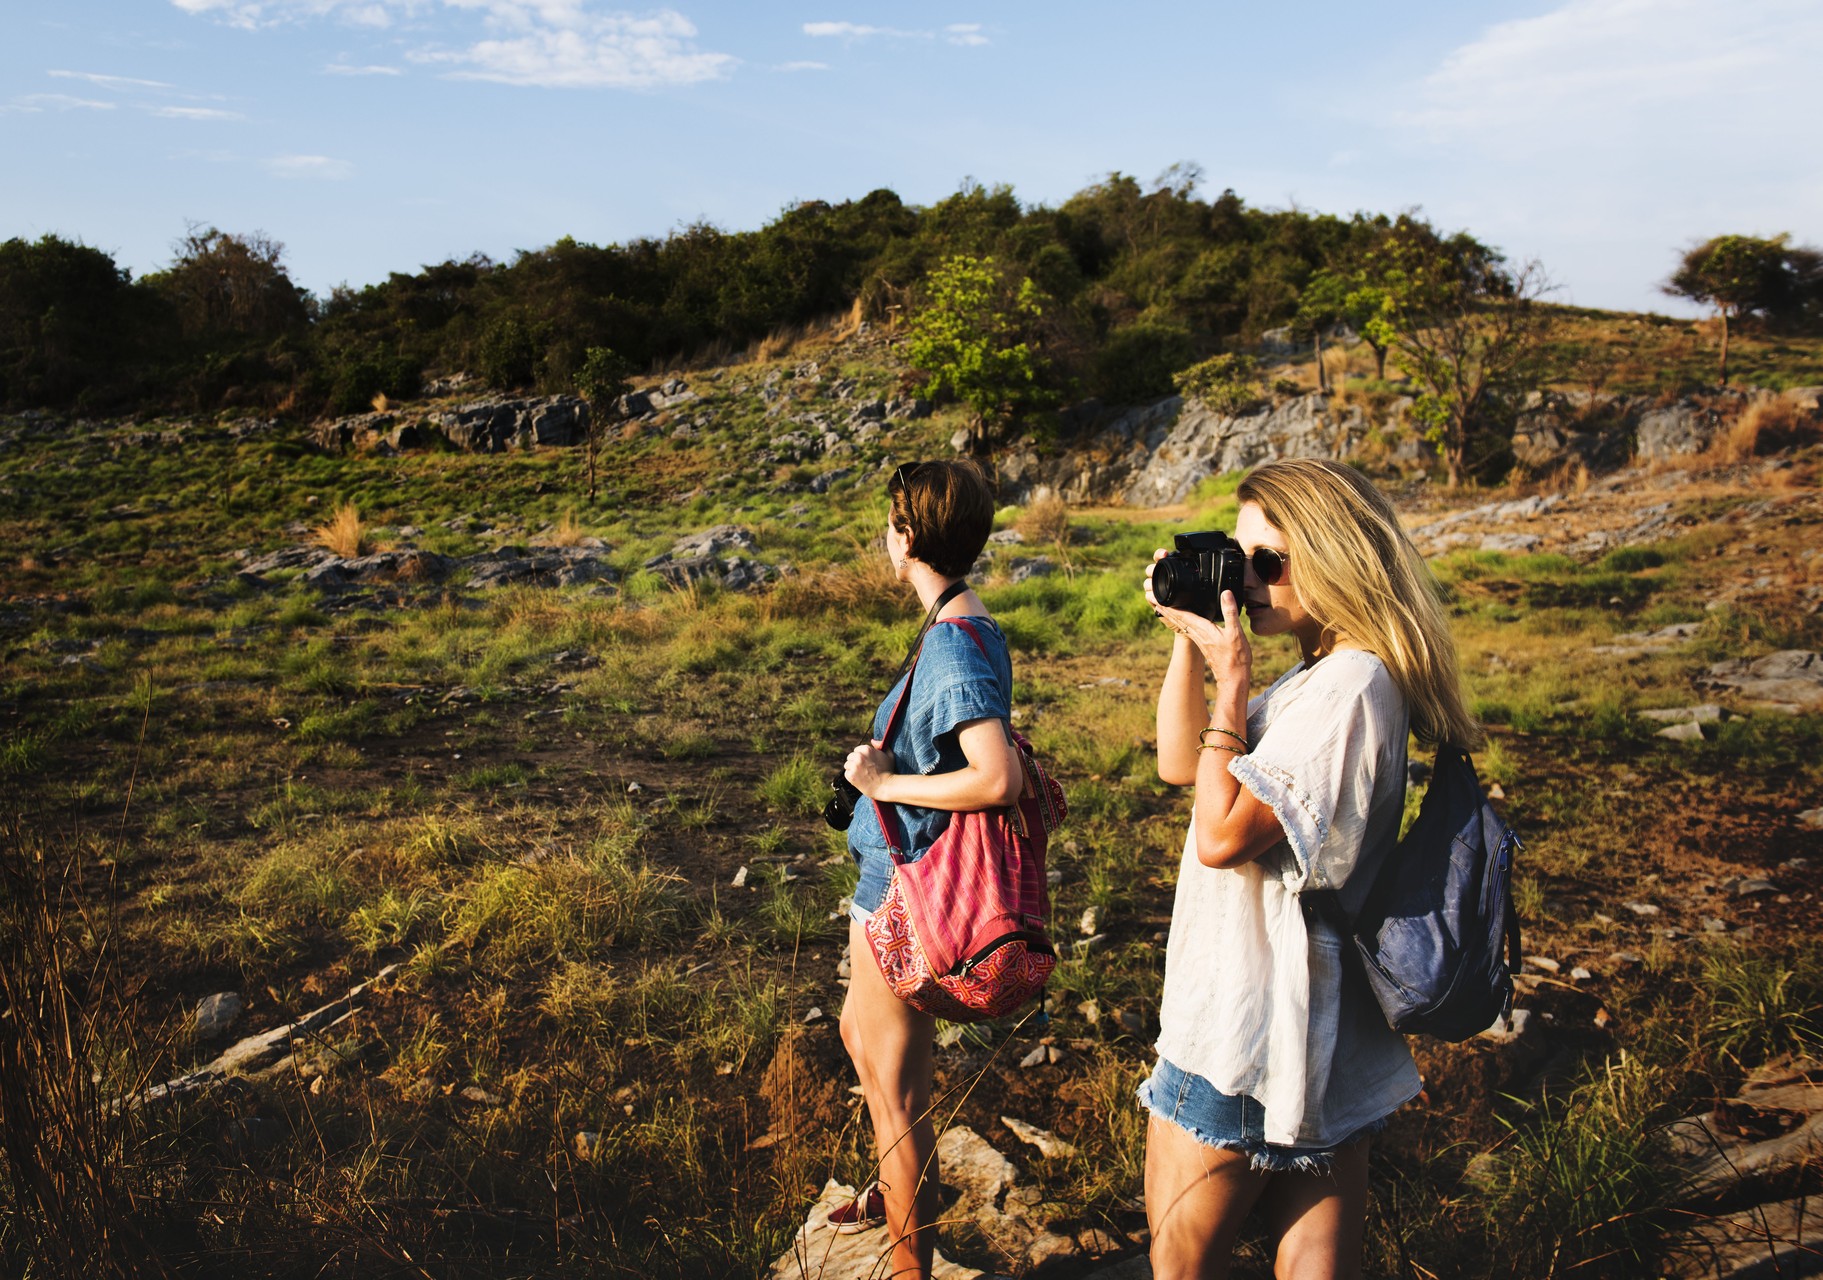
[1249,546,1289,585]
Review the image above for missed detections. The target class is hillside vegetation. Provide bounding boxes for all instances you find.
[3,312,1822,1276]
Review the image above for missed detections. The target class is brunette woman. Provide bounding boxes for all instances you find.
[834,459,1025,1278]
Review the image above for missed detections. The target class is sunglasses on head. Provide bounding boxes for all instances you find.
[889,460,930,493]
[1249,546,1289,585]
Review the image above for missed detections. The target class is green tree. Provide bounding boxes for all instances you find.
[906,254,1053,453]
[1172,353,1264,416]
[0,235,143,409]
[1293,269,1350,393]
[1663,233,1822,386]
[1364,218,1553,487]
[147,225,307,340]
[574,346,633,501]
[1341,282,1394,381]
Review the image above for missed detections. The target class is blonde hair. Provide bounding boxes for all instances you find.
[1237,459,1484,749]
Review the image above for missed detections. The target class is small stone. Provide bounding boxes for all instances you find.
[1703,917,1730,933]
[1736,878,1779,897]
[803,1006,824,1024]
[836,954,851,979]
[1609,951,1645,967]
[1001,1115,1079,1159]
[1079,906,1102,937]
[573,1131,601,1160]
[1799,809,1823,830]
[1046,868,1063,889]
[1594,1007,1613,1029]
[1624,902,1660,917]
[731,865,748,888]
[1075,932,1108,957]
[1480,1008,1531,1043]
[1570,967,1593,982]
[715,1061,735,1076]
[1487,783,1507,800]
[1076,999,1101,1025]
[1524,956,1561,974]
[626,781,642,793]
[461,1086,503,1105]
[310,1075,327,1095]
[1638,703,1726,725]
[1018,1044,1048,1069]
[1115,1007,1146,1035]
[1046,1045,1065,1064]
[1657,720,1705,742]
[194,991,244,1038]
[1781,857,1812,872]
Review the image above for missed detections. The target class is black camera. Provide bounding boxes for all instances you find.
[1151,531,1247,621]
[823,772,863,831]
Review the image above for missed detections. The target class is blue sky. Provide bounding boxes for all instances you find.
[5,0,1818,314]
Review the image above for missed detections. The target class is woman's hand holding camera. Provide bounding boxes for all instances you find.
[844,740,896,800]
[1145,550,1252,689]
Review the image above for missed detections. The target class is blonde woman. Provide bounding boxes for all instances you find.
[1140,459,1482,1279]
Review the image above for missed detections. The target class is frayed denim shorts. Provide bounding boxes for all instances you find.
[1137,1056,1388,1176]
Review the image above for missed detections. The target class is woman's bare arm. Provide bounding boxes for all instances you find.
[844,716,1024,812]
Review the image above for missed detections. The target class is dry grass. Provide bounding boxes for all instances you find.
[1724,394,1821,460]
[1016,495,1072,548]
[545,509,586,547]
[370,392,391,414]
[312,502,369,559]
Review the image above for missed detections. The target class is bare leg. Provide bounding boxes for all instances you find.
[1257,1139,1372,1280]
[839,917,939,1278]
[1145,1111,1272,1280]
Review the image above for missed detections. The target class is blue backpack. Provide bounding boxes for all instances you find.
[1305,745,1522,1042]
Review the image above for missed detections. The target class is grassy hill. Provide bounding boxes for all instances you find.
[3,317,1822,1277]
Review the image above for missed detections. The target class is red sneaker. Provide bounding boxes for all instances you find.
[828,1183,887,1234]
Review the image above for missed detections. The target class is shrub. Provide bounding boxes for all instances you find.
[1172,353,1264,416]
[1091,321,1194,404]
[1015,495,1071,547]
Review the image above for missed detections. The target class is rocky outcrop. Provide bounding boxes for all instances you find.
[1699,651,1823,711]
[310,396,591,454]
[996,392,1422,505]
[432,395,589,453]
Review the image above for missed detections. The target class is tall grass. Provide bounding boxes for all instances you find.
[0,820,169,1277]
[312,502,369,558]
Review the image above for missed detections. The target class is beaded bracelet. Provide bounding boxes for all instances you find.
[1199,726,1247,749]
[1197,741,1243,754]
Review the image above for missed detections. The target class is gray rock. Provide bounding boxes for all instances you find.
[463,548,616,590]
[1000,1115,1078,1159]
[937,1125,1020,1202]
[1736,878,1779,897]
[1658,720,1707,742]
[194,992,244,1038]
[1636,398,1723,458]
[768,1178,986,1279]
[1701,651,1823,709]
[655,524,756,563]
[432,396,590,453]
[1639,704,1727,725]
[1480,532,1543,553]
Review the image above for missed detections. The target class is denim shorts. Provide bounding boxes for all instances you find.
[1137,1056,1388,1175]
[851,841,894,919]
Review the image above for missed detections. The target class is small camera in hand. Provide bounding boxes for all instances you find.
[823,772,864,831]
[1151,531,1247,621]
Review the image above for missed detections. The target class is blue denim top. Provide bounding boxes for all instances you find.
[846,616,1014,865]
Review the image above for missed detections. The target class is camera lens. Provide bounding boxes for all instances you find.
[823,773,860,831]
[1152,557,1196,609]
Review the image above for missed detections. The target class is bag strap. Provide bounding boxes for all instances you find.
[869,606,999,858]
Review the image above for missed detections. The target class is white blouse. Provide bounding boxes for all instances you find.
[1153,649,1422,1147]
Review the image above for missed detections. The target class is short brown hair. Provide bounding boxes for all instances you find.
[888,459,995,578]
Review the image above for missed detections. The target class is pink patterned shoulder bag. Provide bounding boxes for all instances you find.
[862,618,1065,1023]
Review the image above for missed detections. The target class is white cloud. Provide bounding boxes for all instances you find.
[48,69,178,91]
[944,23,987,47]
[415,10,735,87]
[1376,0,1823,310]
[264,153,356,178]
[169,0,414,30]
[323,62,404,74]
[171,0,736,88]
[802,21,922,39]
[146,105,245,119]
[1398,0,1819,148]
[775,60,828,72]
[6,93,118,112]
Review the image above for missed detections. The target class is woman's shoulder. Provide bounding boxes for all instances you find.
[1274,650,1399,707]
[928,615,1006,656]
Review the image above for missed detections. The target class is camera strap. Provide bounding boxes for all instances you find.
[892,578,971,685]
